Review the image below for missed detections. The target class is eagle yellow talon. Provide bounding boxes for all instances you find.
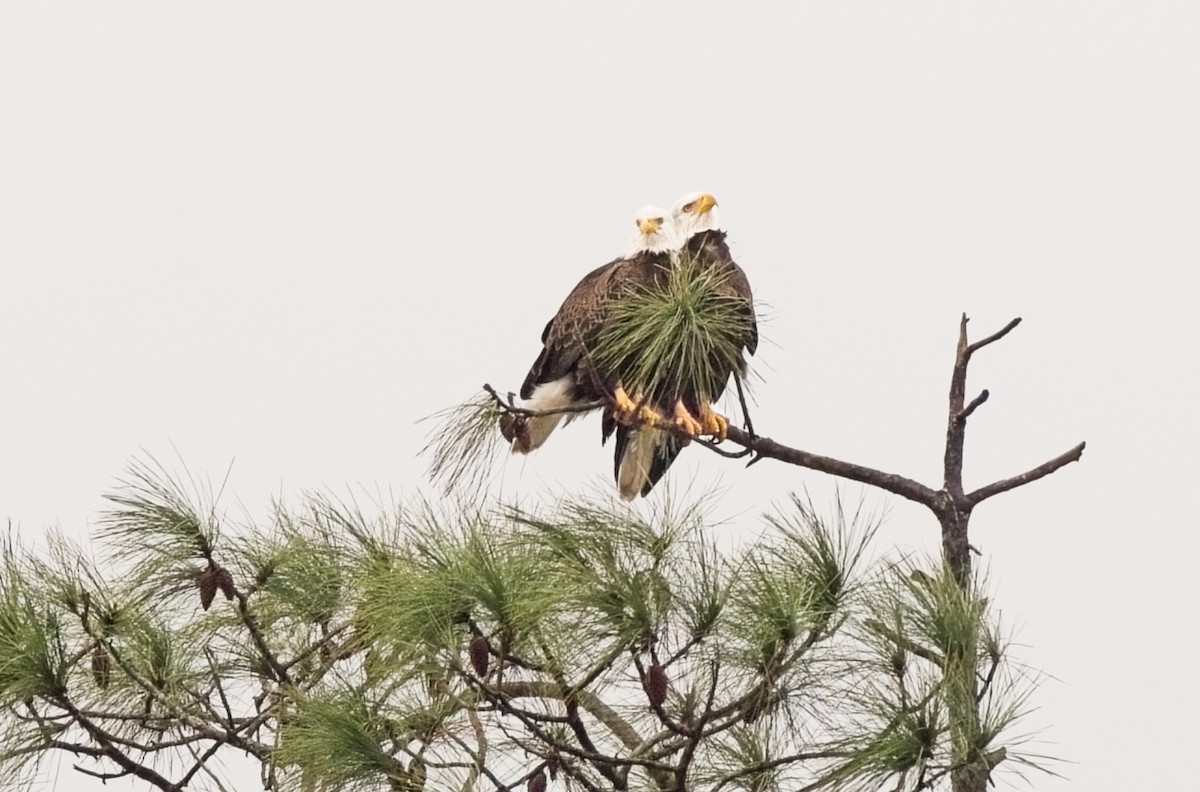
[638,405,665,427]
[613,385,638,416]
[611,385,665,428]
[673,400,704,437]
[698,405,729,441]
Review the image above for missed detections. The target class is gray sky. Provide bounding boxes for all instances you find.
[2,3,1197,790]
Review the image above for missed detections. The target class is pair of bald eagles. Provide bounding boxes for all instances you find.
[501,191,758,500]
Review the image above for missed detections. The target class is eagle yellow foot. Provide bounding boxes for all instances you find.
[697,404,729,441]
[613,386,667,428]
[638,404,666,427]
[613,385,639,416]
[673,400,704,437]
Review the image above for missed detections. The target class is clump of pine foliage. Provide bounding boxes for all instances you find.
[0,461,1050,792]
[596,249,756,406]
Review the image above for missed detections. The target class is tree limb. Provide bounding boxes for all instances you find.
[966,318,1021,355]
[52,703,178,792]
[968,443,1087,504]
[723,427,939,506]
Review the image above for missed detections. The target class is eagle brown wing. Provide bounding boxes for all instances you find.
[520,252,670,401]
[685,229,758,356]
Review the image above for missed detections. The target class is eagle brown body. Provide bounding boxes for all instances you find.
[605,227,757,498]
[500,230,675,456]
[519,249,672,406]
[503,194,757,500]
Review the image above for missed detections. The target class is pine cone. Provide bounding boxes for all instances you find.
[198,565,219,610]
[644,661,668,708]
[498,414,531,451]
[527,768,547,792]
[469,633,490,677]
[214,566,236,600]
[91,644,110,689]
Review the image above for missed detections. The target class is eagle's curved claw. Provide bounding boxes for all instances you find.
[612,385,666,429]
[673,400,704,438]
[613,385,639,416]
[703,408,729,442]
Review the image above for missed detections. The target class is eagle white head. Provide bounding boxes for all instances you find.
[625,205,676,258]
[671,191,720,242]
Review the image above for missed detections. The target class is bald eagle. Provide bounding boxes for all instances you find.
[604,192,758,498]
[504,193,757,500]
[500,206,676,454]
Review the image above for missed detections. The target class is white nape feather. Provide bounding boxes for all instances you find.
[516,375,579,452]
[670,191,721,242]
[624,205,677,258]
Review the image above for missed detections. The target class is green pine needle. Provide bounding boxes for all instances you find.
[420,392,506,497]
[276,690,402,790]
[596,249,755,405]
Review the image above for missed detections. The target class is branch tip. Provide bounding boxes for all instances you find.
[969,441,1086,504]
[967,317,1022,355]
[958,389,990,423]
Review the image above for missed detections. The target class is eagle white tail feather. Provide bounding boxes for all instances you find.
[515,376,576,453]
[618,429,667,501]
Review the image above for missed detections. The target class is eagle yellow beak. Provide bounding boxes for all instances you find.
[692,193,718,215]
[638,216,663,234]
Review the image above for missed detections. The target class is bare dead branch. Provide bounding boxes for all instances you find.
[205,648,236,728]
[724,427,938,507]
[958,390,990,423]
[968,442,1087,504]
[966,317,1022,355]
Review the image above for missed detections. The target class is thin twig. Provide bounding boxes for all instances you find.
[674,661,721,788]
[71,764,130,782]
[733,370,756,438]
[698,440,753,459]
[54,702,178,792]
[710,750,852,792]
[864,619,945,668]
[176,738,227,790]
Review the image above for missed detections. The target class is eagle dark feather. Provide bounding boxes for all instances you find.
[610,426,688,498]
[508,247,672,455]
[685,229,758,356]
[506,200,756,501]
[520,250,672,402]
[605,229,757,498]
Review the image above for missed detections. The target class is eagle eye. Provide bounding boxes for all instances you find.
[682,202,696,213]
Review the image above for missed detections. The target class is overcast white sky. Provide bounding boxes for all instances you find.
[2,3,1198,790]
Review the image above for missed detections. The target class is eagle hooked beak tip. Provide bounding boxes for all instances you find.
[693,194,718,215]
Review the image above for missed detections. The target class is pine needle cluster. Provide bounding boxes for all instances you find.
[0,462,1049,792]
[596,249,755,405]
